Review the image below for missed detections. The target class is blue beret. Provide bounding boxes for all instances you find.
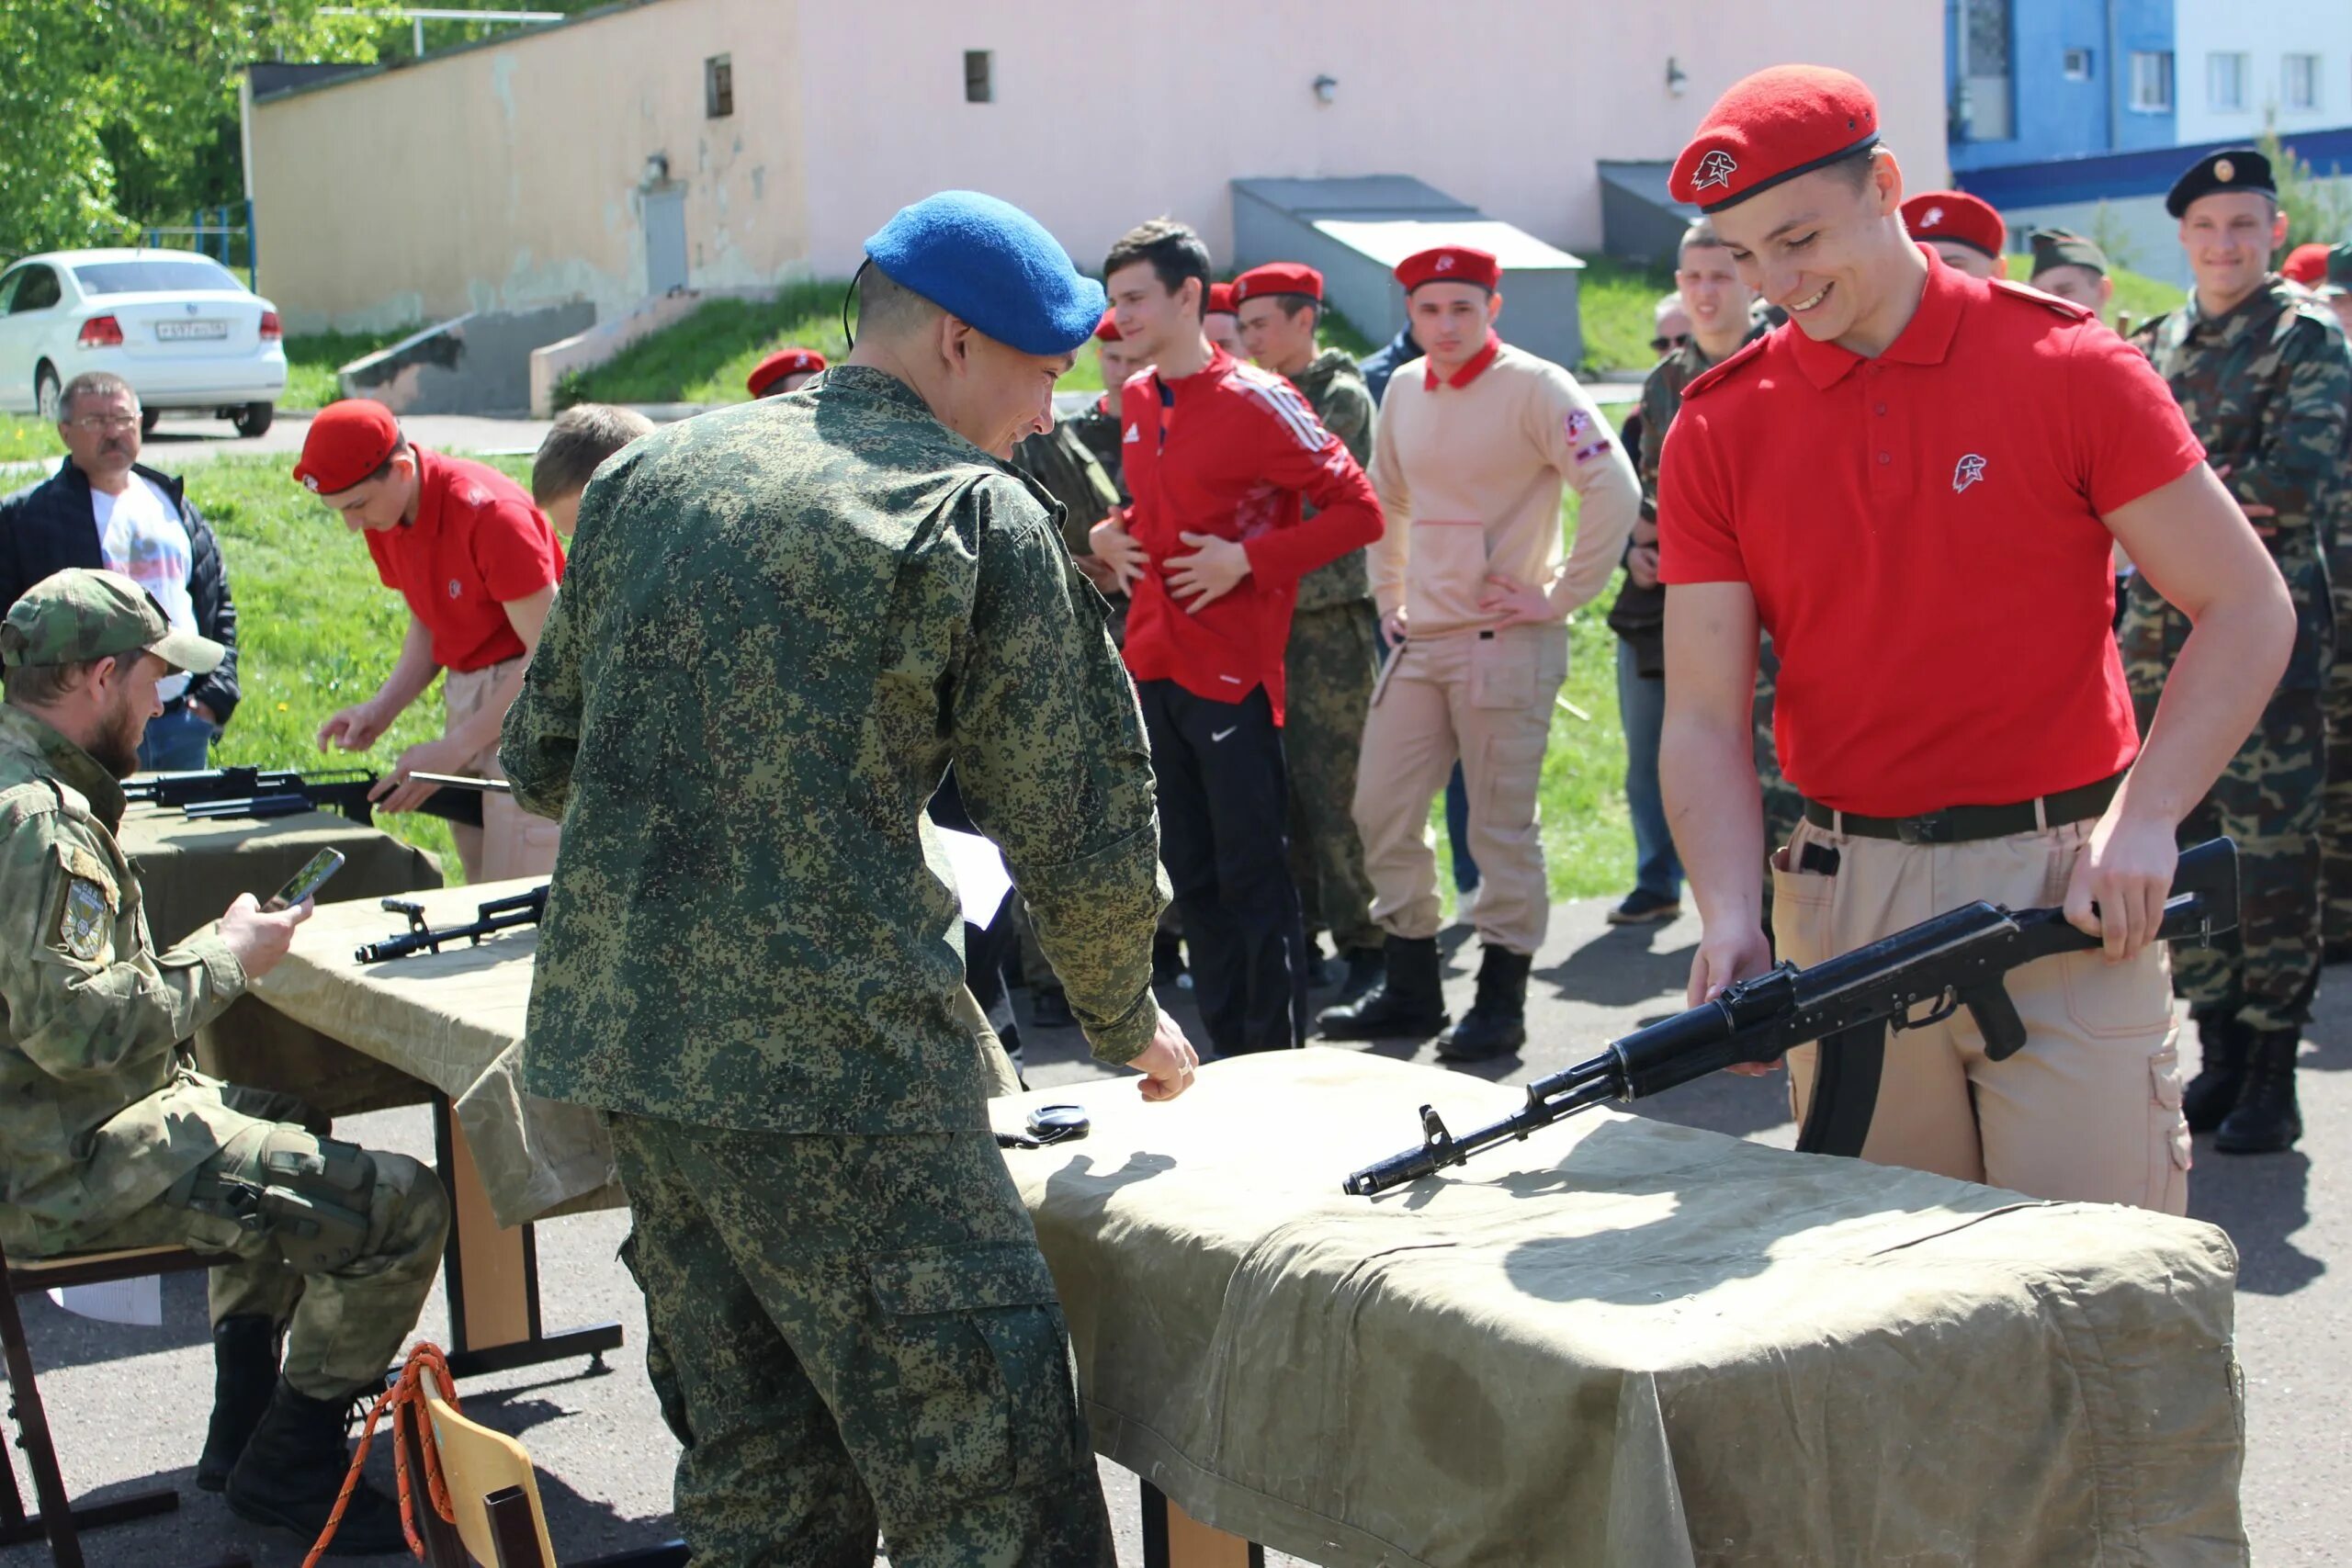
[864,191,1106,356]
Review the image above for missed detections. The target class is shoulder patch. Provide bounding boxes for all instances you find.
[1680,333,1773,401]
[60,878,109,962]
[1986,277,2096,322]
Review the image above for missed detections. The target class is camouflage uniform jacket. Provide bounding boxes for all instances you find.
[1013,412,1121,561]
[1066,395,1127,502]
[0,705,250,1254]
[2128,277,2345,689]
[1289,348,1378,612]
[503,366,1167,1136]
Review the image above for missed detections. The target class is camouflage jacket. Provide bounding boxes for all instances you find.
[503,366,1167,1135]
[1013,412,1121,560]
[1066,395,1126,502]
[2127,276,2345,688]
[0,705,249,1253]
[1288,348,1377,611]
[1614,329,1764,645]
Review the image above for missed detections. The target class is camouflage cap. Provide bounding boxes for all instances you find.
[0,569,223,674]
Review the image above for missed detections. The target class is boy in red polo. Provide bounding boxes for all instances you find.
[298,399,567,883]
[1657,65,2293,1213]
[1090,219,1383,1056]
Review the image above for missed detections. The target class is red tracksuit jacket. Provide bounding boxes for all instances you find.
[1117,346,1384,722]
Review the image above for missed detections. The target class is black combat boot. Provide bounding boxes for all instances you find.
[1435,945,1532,1062]
[1317,935,1450,1040]
[2182,1011,2248,1134]
[2213,1030,2303,1155]
[195,1315,282,1493]
[1336,945,1385,1007]
[226,1379,409,1556]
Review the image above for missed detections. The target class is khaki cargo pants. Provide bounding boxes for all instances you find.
[1353,623,1567,955]
[1776,818,2190,1213]
[446,655,561,884]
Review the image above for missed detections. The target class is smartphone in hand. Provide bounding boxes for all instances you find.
[265,848,346,912]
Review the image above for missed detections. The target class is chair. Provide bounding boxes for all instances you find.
[0,1244,247,1568]
[415,1393,684,1568]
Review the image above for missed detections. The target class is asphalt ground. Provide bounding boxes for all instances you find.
[2,898,2340,1566]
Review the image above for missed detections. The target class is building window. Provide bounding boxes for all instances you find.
[964,50,992,104]
[705,54,732,118]
[2130,51,2174,112]
[2284,52,2321,111]
[2063,48,2093,83]
[2208,51,2248,112]
[1956,0,2014,141]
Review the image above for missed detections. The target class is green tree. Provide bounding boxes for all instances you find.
[2259,126,2352,253]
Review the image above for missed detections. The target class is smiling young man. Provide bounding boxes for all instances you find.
[1319,246,1637,1058]
[297,400,566,883]
[1656,66,2294,1213]
[1089,219,1383,1057]
[2121,147,2346,1155]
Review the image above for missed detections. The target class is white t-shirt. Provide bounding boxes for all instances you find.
[91,475,196,704]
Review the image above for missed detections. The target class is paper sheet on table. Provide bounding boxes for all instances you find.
[937,827,1012,927]
[51,1277,162,1327]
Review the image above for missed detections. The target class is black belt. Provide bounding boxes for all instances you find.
[1802,771,2124,845]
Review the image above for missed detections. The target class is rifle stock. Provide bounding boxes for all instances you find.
[1342,838,2239,1197]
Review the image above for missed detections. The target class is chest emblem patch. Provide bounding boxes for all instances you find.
[1953,454,1987,493]
[447,579,463,599]
[62,879,109,962]
[1123,423,1140,445]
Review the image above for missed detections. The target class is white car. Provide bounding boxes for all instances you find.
[0,248,288,437]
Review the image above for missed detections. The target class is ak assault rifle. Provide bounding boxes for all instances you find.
[1343,838,2240,1198]
[124,766,489,829]
[355,886,548,964]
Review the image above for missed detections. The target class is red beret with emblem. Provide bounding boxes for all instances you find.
[1206,281,1238,315]
[1669,64,1881,213]
[2282,243,2332,287]
[1094,310,1122,343]
[747,347,827,399]
[1901,191,2006,259]
[1233,263,1324,304]
[1395,246,1501,293]
[292,399,401,495]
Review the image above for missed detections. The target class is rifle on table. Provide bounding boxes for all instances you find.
[124,765,488,829]
[1342,838,2239,1198]
[356,886,548,964]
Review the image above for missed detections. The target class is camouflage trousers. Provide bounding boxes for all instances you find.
[608,1114,1113,1568]
[2148,684,2327,1033]
[2325,577,2352,942]
[1283,600,1383,954]
[73,1085,447,1400]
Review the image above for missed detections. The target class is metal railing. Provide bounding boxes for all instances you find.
[140,202,256,290]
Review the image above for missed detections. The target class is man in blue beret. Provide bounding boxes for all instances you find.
[503,189,1199,1564]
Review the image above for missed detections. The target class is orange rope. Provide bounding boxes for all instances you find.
[301,1341,461,1567]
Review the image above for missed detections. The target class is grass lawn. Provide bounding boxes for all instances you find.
[0,413,61,463]
[281,330,405,412]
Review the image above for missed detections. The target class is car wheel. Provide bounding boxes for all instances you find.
[232,401,274,439]
[34,365,60,423]
[141,407,161,436]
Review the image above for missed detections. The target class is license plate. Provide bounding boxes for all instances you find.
[154,320,228,342]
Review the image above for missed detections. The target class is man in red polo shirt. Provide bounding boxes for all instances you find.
[1090,218,1383,1056]
[1657,65,2294,1212]
[299,400,567,883]
[1900,190,2007,280]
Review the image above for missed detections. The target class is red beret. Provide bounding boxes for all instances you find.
[1232,263,1324,304]
[1206,281,1238,315]
[1395,246,1500,293]
[1670,64,1881,212]
[1901,191,2006,259]
[747,347,827,399]
[1094,310,1122,343]
[2282,243,2332,287]
[292,399,401,495]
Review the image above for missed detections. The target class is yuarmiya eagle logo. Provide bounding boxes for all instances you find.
[1953,454,1987,493]
[1693,151,1739,190]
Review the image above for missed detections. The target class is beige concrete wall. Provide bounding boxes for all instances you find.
[794,0,1949,276]
[250,0,808,330]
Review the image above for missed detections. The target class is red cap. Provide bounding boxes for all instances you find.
[1094,310,1122,343]
[292,399,401,495]
[2282,242,2332,287]
[1232,262,1324,304]
[1901,191,2006,259]
[747,347,826,399]
[1670,64,1881,212]
[1395,246,1501,293]
[1205,281,1238,315]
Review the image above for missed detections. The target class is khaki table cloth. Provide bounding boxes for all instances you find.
[992,1050,2246,1568]
[119,803,446,1117]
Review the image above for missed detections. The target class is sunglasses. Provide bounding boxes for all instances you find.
[1649,333,1690,354]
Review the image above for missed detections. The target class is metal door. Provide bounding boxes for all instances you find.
[644,186,688,295]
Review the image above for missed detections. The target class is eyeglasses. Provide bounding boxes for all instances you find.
[68,413,140,433]
[1649,333,1690,354]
